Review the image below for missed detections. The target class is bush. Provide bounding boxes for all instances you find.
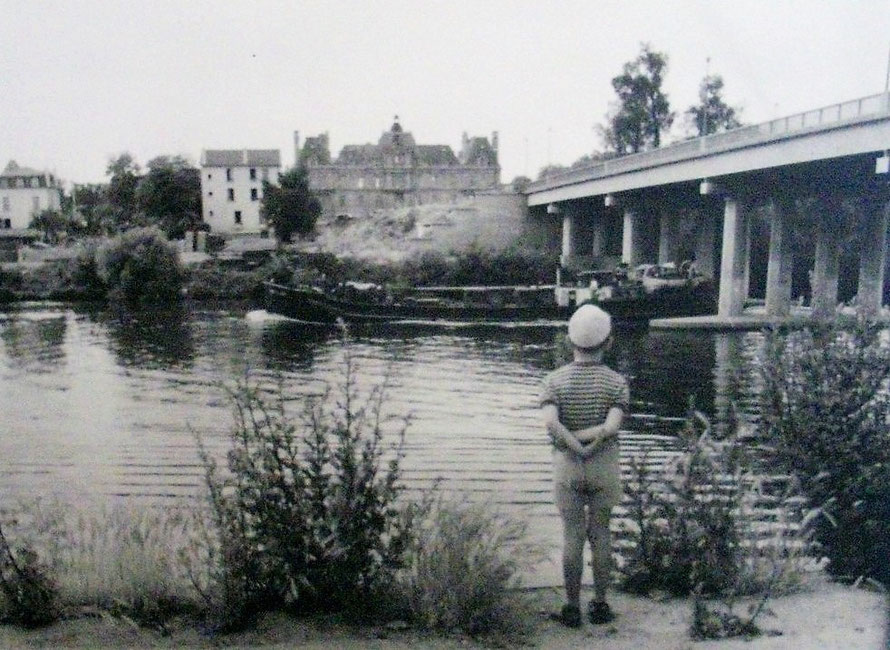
[196,341,417,629]
[401,498,545,640]
[619,411,815,640]
[619,412,746,597]
[0,518,58,628]
[96,227,184,305]
[761,319,890,588]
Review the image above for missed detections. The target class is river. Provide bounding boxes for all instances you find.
[0,301,767,585]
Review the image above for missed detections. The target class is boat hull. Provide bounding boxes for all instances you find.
[264,282,715,327]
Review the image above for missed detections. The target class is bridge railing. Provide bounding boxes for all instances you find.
[529,91,890,193]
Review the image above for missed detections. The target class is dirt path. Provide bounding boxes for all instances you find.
[0,582,884,649]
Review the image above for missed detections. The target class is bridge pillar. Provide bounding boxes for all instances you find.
[622,208,646,267]
[811,197,841,319]
[857,200,889,319]
[591,217,606,259]
[658,213,679,265]
[718,196,751,317]
[694,211,717,279]
[765,197,794,317]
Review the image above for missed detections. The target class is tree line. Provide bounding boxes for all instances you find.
[527,43,741,183]
[29,154,319,246]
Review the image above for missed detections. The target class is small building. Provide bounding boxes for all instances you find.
[0,161,62,230]
[199,149,281,235]
[298,117,500,219]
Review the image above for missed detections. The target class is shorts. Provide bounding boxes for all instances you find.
[552,444,622,516]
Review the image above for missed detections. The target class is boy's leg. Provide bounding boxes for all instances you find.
[556,483,586,609]
[587,503,612,603]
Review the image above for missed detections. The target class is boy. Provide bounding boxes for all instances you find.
[541,304,628,627]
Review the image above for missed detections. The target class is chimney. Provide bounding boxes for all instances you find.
[293,131,300,167]
[491,131,499,153]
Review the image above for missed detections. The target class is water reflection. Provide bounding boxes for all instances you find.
[713,332,765,436]
[0,311,67,373]
[0,304,772,511]
[94,304,196,369]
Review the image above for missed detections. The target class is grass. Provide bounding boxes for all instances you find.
[3,499,206,625]
[402,497,549,641]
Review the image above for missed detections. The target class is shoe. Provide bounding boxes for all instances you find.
[549,604,582,628]
[588,601,615,625]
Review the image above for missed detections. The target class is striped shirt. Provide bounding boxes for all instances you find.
[541,362,629,450]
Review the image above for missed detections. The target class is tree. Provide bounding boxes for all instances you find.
[686,74,742,137]
[136,155,202,238]
[602,43,674,154]
[510,176,531,193]
[105,153,143,231]
[260,166,321,243]
[71,183,110,235]
[29,209,70,244]
[536,164,567,180]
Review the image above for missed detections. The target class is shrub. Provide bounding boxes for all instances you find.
[96,227,184,305]
[760,319,890,588]
[0,517,58,628]
[66,240,106,299]
[195,341,416,629]
[619,412,746,597]
[401,498,546,640]
[619,411,815,640]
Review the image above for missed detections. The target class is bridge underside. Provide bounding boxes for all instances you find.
[531,143,890,320]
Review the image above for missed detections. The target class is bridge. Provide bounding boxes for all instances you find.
[526,92,890,319]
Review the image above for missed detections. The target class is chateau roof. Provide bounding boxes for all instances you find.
[201,150,281,167]
[416,145,458,165]
[337,144,383,165]
[461,138,498,165]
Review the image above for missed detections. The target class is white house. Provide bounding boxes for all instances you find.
[0,161,62,230]
[199,149,281,235]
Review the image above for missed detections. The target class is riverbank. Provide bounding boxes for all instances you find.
[0,581,884,649]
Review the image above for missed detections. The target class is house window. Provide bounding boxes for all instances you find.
[33,196,40,211]
[227,188,234,201]
[226,168,233,182]
[2,197,9,211]
[234,211,242,225]
[209,210,214,217]
[357,178,365,189]
[249,168,256,181]
[3,219,9,229]
[207,173,212,180]
[250,188,258,201]
[262,168,269,180]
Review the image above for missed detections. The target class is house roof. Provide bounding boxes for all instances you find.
[2,160,45,177]
[201,150,281,167]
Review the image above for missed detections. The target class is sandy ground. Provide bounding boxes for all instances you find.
[0,580,885,649]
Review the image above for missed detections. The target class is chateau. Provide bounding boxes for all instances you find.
[298,117,500,219]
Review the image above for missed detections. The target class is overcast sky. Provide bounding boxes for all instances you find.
[3,0,890,187]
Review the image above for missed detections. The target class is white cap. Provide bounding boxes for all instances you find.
[567,304,612,349]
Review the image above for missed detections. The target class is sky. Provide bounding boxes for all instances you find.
[3,0,890,188]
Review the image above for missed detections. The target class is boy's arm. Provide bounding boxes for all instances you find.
[579,407,624,458]
[542,403,585,455]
